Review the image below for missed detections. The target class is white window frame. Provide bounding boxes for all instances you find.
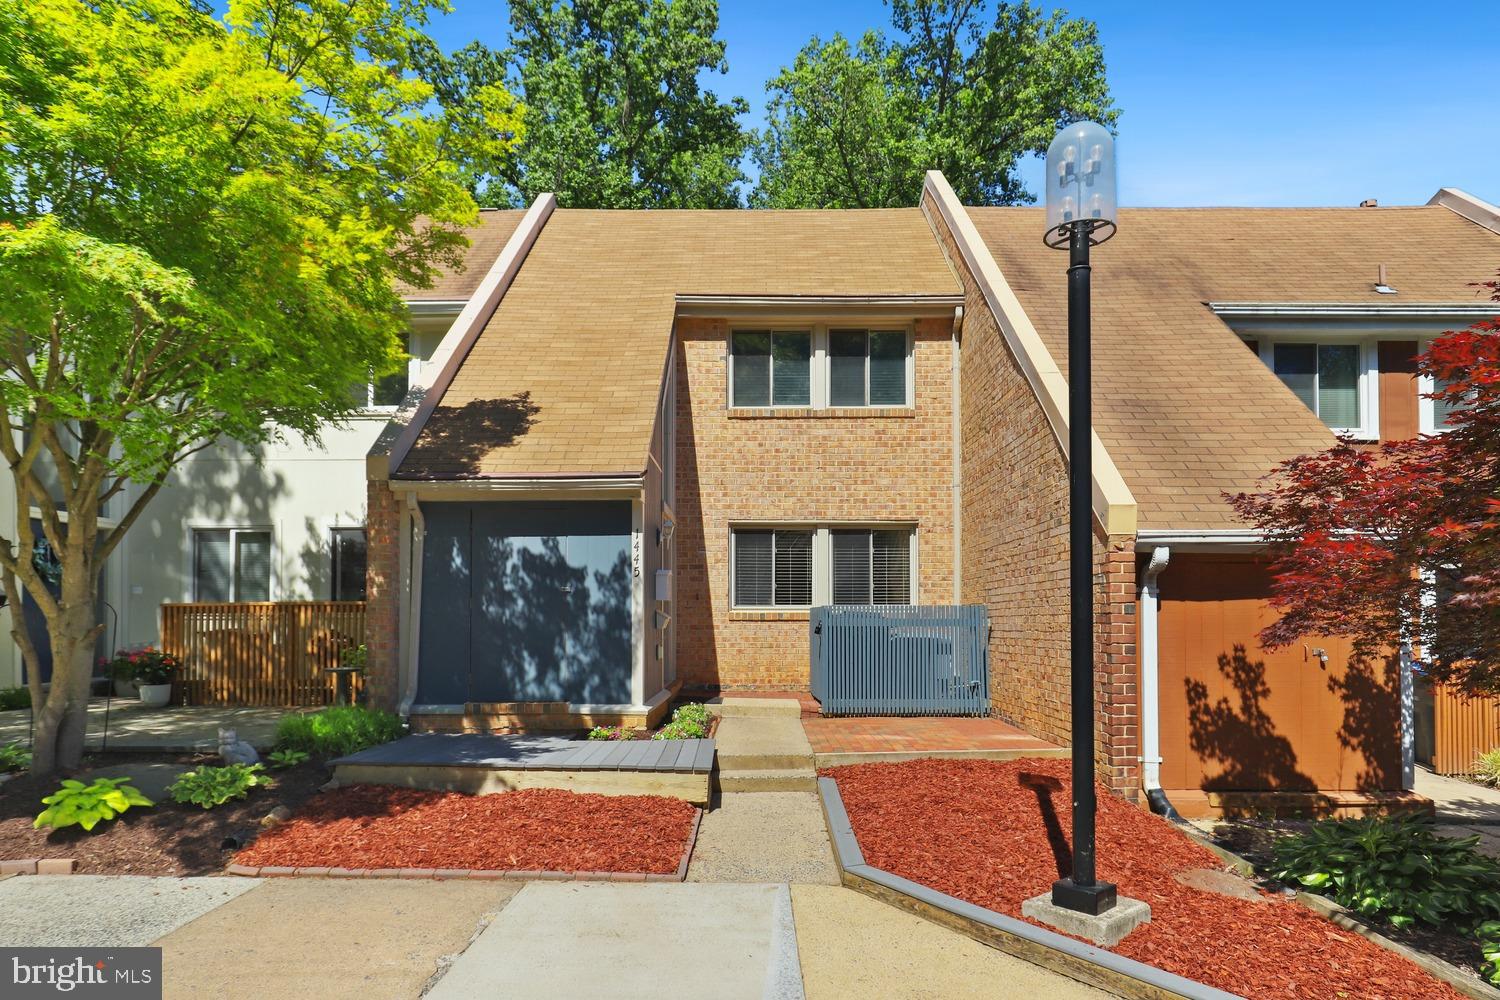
[729,522,919,610]
[329,524,368,602]
[727,323,914,411]
[1418,336,1465,435]
[1254,336,1379,439]
[188,525,277,603]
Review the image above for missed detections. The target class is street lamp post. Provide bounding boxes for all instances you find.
[1044,121,1118,917]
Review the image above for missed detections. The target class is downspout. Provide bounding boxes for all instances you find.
[397,492,425,717]
[951,305,963,603]
[1139,545,1179,820]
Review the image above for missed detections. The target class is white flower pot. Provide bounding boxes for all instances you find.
[137,683,171,709]
[113,679,136,699]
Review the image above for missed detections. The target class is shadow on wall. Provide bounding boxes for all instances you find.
[670,351,721,690]
[471,537,631,705]
[409,393,540,477]
[1186,644,1318,792]
[1328,654,1402,793]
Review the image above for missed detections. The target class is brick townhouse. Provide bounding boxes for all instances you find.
[364,179,1500,815]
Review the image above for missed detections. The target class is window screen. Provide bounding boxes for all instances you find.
[831,529,912,605]
[731,332,771,407]
[234,532,272,601]
[771,333,811,406]
[831,531,871,603]
[193,531,232,603]
[733,530,773,606]
[194,528,272,602]
[869,332,907,405]
[829,331,867,406]
[828,329,907,407]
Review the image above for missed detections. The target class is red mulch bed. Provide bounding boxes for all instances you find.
[825,757,1463,1000]
[235,785,698,874]
[0,753,326,875]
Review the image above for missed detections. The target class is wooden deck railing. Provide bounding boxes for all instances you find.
[160,601,366,707]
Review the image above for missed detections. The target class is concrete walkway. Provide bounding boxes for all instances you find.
[1416,766,1500,855]
[0,701,294,752]
[713,698,817,792]
[0,875,259,948]
[687,792,840,884]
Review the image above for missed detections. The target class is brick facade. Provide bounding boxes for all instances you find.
[923,191,1142,798]
[673,315,959,692]
[364,477,401,712]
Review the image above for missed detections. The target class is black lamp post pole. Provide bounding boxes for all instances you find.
[1051,221,1118,916]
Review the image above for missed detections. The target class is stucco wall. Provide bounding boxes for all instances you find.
[672,315,959,692]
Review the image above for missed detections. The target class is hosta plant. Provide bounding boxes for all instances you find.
[1481,921,1500,986]
[34,777,153,831]
[267,749,309,769]
[1271,813,1500,930]
[0,742,30,773]
[168,764,272,809]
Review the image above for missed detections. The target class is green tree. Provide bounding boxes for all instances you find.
[418,0,750,208]
[0,0,519,774]
[754,0,1116,208]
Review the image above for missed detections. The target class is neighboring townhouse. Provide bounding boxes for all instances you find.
[363,179,1500,815]
[0,211,523,692]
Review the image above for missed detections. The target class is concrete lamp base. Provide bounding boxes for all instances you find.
[1021,892,1152,948]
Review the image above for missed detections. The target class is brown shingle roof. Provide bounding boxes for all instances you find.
[969,204,1500,530]
[398,208,961,479]
[396,209,528,301]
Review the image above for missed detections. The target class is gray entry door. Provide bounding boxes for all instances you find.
[417,501,632,706]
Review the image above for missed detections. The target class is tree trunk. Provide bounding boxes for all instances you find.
[28,561,105,775]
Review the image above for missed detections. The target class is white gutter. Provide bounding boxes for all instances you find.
[372,192,557,480]
[1134,529,1265,550]
[1139,546,1171,800]
[1211,302,1498,320]
[951,305,963,603]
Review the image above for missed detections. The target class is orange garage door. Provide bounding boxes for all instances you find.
[1155,555,1402,794]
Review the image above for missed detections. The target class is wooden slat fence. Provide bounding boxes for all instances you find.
[1428,682,1500,776]
[160,601,366,707]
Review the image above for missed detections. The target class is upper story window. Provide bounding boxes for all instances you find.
[729,326,913,410]
[829,330,908,407]
[1271,342,1361,431]
[353,367,410,411]
[1243,336,1375,438]
[731,331,811,407]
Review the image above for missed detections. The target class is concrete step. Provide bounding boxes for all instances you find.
[717,751,815,772]
[715,767,818,793]
[709,698,804,719]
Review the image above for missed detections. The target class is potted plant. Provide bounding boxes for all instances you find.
[101,653,138,698]
[127,647,178,708]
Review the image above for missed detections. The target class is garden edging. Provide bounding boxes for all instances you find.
[227,807,702,884]
[817,776,1241,1000]
[1175,825,1500,1000]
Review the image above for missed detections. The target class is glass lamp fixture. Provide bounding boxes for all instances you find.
[1044,121,1117,248]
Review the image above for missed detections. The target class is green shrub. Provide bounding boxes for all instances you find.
[650,703,710,740]
[266,748,308,769]
[1481,921,1500,986]
[0,686,30,711]
[0,742,31,773]
[587,725,632,741]
[1271,813,1500,930]
[168,764,272,809]
[1475,748,1500,787]
[275,705,404,757]
[34,777,153,831]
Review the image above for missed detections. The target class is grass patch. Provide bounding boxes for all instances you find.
[275,705,404,758]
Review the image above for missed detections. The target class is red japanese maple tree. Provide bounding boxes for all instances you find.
[1229,274,1500,694]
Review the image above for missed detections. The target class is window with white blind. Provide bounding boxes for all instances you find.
[732,525,916,609]
[193,528,273,602]
[733,529,813,606]
[829,330,909,407]
[731,331,811,407]
[1250,338,1375,437]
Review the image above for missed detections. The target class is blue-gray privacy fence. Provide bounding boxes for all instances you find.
[810,604,990,716]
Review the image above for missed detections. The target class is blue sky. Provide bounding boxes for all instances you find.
[426,1,1498,207]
